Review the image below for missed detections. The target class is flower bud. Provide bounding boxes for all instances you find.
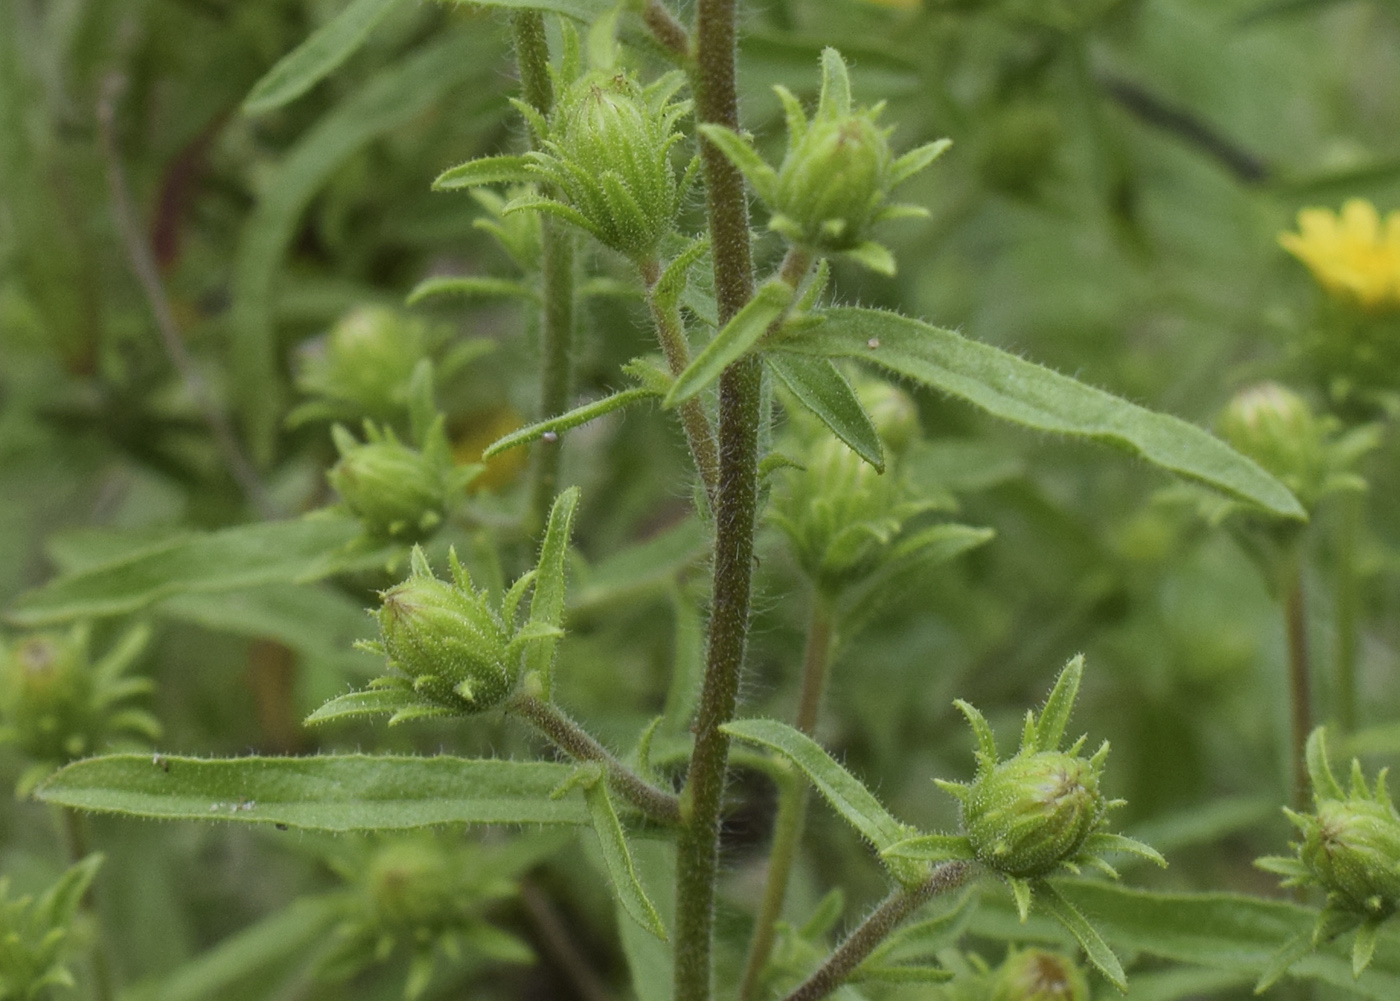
[528,71,688,262]
[0,633,93,762]
[773,108,891,253]
[964,750,1105,879]
[329,425,448,541]
[857,378,919,454]
[375,551,513,713]
[1218,382,1324,499]
[366,839,463,931]
[1299,798,1400,916]
[297,307,427,418]
[989,948,1090,1001]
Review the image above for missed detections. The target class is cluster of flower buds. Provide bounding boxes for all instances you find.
[700,48,949,275]
[435,68,692,265]
[770,377,933,595]
[1218,382,1376,512]
[0,624,158,796]
[0,855,103,998]
[328,418,476,542]
[292,307,430,425]
[365,547,518,715]
[321,836,531,999]
[1257,728,1400,979]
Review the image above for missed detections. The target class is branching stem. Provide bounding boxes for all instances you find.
[508,693,681,825]
[779,863,974,1001]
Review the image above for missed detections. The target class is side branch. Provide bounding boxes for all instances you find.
[508,693,681,825]
[781,862,975,1001]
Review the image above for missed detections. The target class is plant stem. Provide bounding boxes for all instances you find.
[97,74,275,520]
[1284,555,1312,812]
[57,807,114,1001]
[511,12,576,535]
[674,0,757,995]
[643,0,692,62]
[780,862,974,1001]
[1333,492,1360,734]
[738,596,832,1001]
[508,693,681,825]
[640,258,720,505]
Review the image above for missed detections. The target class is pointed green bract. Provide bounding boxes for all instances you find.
[582,774,667,940]
[664,281,793,407]
[1034,654,1083,753]
[525,488,580,697]
[767,353,884,471]
[1036,881,1126,991]
[483,390,658,459]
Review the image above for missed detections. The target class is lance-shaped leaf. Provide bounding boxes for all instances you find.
[722,719,910,853]
[525,488,580,697]
[433,155,536,191]
[406,276,535,306]
[304,687,429,726]
[1033,653,1082,753]
[36,754,589,830]
[4,518,363,626]
[774,308,1305,520]
[483,390,659,459]
[1035,880,1126,991]
[577,769,667,940]
[664,281,794,407]
[767,353,884,471]
[243,0,405,115]
[881,833,975,864]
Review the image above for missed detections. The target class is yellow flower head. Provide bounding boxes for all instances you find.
[1279,199,1400,311]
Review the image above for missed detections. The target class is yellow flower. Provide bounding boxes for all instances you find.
[1279,199,1400,310]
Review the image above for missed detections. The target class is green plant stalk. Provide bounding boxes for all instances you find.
[640,258,720,505]
[738,596,833,1001]
[57,806,113,1001]
[507,692,682,825]
[1334,492,1360,733]
[511,12,576,535]
[643,0,692,62]
[674,0,758,993]
[1284,554,1312,812]
[780,862,974,1001]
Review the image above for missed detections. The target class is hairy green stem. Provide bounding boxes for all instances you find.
[1284,557,1312,812]
[780,863,974,1001]
[640,258,720,505]
[739,596,833,1001]
[643,0,692,62]
[512,12,576,535]
[1334,493,1360,733]
[508,693,681,825]
[674,0,758,996]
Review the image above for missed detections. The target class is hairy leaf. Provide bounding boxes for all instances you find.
[37,755,589,830]
[665,281,793,407]
[583,778,666,940]
[775,308,1304,519]
[767,353,884,471]
[483,389,658,458]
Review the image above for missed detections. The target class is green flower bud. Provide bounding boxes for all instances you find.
[366,839,466,931]
[1218,382,1325,500]
[520,71,690,262]
[965,750,1106,878]
[1299,798,1400,916]
[857,378,920,454]
[297,307,427,419]
[699,48,949,274]
[329,423,450,541]
[375,549,513,713]
[0,632,94,763]
[989,948,1090,1001]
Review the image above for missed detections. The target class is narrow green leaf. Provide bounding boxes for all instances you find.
[695,124,777,202]
[953,699,999,767]
[483,389,658,459]
[441,0,615,20]
[881,833,974,863]
[886,523,995,568]
[122,896,343,1001]
[304,688,426,725]
[432,155,536,191]
[1035,881,1126,991]
[664,281,794,408]
[775,308,1305,519]
[1356,920,1381,977]
[722,718,908,852]
[1256,931,1313,993]
[243,0,403,115]
[526,488,580,697]
[1034,654,1083,753]
[405,275,535,306]
[1081,832,1167,867]
[4,518,362,627]
[653,237,711,313]
[1306,727,1344,801]
[36,754,589,829]
[767,353,884,471]
[583,779,667,940]
[232,33,487,461]
[616,840,675,1001]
